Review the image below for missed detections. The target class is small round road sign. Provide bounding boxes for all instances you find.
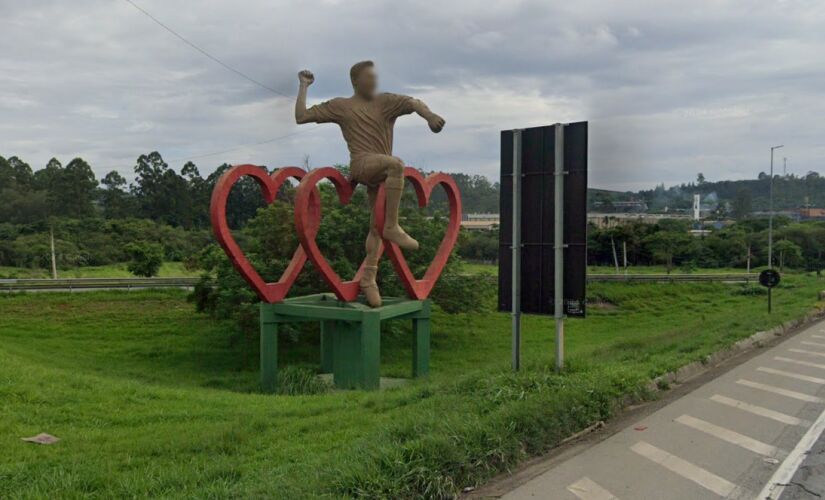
[759,269,781,288]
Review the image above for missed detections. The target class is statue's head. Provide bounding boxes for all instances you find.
[350,60,377,100]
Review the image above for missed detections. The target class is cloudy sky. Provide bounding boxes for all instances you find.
[2,0,824,190]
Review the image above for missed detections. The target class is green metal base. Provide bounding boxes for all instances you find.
[260,294,431,392]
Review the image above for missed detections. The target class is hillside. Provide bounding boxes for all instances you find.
[455,172,825,216]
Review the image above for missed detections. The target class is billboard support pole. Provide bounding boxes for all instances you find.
[512,129,523,371]
[554,123,566,372]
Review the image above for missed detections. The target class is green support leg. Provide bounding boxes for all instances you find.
[332,313,381,390]
[260,306,278,393]
[332,321,358,389]
[412,313,430,378]
[360,312,381,390]
[320,321,334,373]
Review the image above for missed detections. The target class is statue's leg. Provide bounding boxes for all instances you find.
[354,154,419,251]
[360,186,382,307]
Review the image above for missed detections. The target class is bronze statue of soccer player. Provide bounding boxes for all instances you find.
[294,61,445,307]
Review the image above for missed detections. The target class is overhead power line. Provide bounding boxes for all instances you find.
[97,125,322,173]
[116,0,317,169]
[166,126,321,163]
[121,0,293,98]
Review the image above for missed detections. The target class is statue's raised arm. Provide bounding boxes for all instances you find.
[294,70,315,124]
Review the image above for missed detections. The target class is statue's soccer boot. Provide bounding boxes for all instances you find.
[360,265,382,308]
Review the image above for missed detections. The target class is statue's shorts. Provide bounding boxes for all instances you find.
[350,153,400,188]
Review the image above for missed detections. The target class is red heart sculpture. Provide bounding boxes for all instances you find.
[375,167,462,300]
[210,164,319,303]
[294,167,381,302]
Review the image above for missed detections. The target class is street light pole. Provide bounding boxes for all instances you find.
[768,145,784,270]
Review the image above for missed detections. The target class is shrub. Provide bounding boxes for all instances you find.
[125,242,164,277]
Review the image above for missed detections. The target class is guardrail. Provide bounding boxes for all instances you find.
[588,273,758,283]
[0,277,200,292]
[0,273,758,293]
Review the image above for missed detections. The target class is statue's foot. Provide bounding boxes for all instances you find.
[360,266,382,308]
[383,225,419,251]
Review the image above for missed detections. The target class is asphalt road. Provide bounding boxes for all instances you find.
[490,320,825,500]
[780,432,825,499]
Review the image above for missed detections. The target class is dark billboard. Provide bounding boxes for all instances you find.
[498,122,588,316]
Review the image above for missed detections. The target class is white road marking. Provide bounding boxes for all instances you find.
[775,356,825,370]
[757,366,825,384]
[811,334,825,339]
[675,414,782,457]
[789,348,825,359]
[566,477,618,500]
[756,400,825,499]
[800,340,825,348]
[736,379,825,403]
[630,441,740,497]
[709,394,808,426]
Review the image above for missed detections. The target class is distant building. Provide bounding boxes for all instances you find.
[587,212,691,229]
[693,194,701,221]
[752,210,801,222]
[461,213,499,231]
[798,208,825,220]
[591,200,649,213]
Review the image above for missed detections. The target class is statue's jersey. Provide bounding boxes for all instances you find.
[306,93,415,159]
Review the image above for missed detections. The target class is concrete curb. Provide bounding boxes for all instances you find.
[646,298,825,394]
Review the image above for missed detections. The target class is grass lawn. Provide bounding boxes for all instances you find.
[0,262,200,279]
[1,275,823,497]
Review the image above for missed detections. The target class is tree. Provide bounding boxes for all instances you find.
[33,158,63,192]
[731,188,752,220]
[52,158,98,217]
[645,231,695,274]
[125,242,164,277]
[100,170,133,219]
[697,173,706,185]
[0,155,12,191]
[6,156,34,190]
[773,240,802,271]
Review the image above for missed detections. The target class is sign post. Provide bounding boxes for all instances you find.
[759,269,781,314]
[554,123,565,372]
[512,130,523,371]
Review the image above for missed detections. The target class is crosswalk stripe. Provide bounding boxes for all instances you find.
[630,441,739,497]
[736,379,824,403]
[757,366,825,384]
[811,335,825,339]
[566,477,618,500]
[709,394,808,426]
[775,356,825,370]
[800,341,825,349]
[788,348,825,359]
[675,414,782,457]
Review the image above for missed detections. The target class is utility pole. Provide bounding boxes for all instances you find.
[623,241,628,275]
[49,226,58,279]
[768,145,784,270]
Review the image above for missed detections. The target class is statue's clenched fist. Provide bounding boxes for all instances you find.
[427,114,445,133]
[298,70,314,86]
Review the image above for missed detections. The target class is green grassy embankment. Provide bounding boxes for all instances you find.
[1,275,823,497]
